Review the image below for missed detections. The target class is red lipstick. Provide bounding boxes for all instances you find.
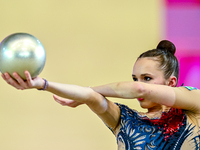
[138,98,144,101]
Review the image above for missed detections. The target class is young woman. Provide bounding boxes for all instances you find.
[2,40,200,150]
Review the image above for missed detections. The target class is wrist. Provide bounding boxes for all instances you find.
[38,79,48,90]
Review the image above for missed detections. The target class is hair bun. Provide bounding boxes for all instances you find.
[156,40,176,55]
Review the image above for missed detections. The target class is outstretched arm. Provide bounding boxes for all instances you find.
[2,71,97,104]
[92,82,200,113]
[1,71,120,131]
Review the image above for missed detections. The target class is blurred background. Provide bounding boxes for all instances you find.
[0,0,199,150]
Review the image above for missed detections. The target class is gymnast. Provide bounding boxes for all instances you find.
[2,40,200,150]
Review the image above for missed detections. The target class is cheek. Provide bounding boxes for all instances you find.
[153,82,163,85]
[153,79,167,85]
[153,82,166,85]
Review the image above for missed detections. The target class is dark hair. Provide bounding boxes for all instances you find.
[138,40,179,84]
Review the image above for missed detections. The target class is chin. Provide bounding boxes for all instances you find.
[139,103,148,109]
[139,101,153,109]
[140,106,148,109]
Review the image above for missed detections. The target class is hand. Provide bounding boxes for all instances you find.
[1,71,45,90]
[53,94,83,108]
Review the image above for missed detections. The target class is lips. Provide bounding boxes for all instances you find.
[138,98,144,101]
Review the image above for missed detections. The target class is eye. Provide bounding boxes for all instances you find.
[132,77,138,81]
[144,76,152,81]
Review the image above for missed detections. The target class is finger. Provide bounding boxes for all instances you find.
[54,98,68,106]
[24,71,33,87]
[53,95,62,103]
[53,94,83,106]
[53,95,67,103]
[53,95,71,103]
[24,70,32,80]
[13,72,28,88]
[2,73,11,83]
[4,73,24,89]
[55,100,62,104]
[53,95,72,106]
[53,94,63,101]
[1,73,6,80]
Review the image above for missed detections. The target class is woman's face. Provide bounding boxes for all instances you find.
[132,57,168,109]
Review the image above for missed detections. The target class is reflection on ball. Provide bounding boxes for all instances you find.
[0,33,46,79]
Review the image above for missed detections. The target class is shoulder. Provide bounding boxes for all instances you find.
[115,103,141,121]
[182,86,198,91]
[176,86,200,99]
[175,86,200,94]
[174,86,200,113]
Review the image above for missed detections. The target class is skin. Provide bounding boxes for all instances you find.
[1,57,200,133]
[53,57,175,115]
[53,57,200,149]
[1,71,120,130]
[132,58,174,114]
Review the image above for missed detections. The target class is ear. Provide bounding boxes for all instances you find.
[167,76,177,87]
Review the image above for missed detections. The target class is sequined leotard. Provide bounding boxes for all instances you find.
[110,86,200,150]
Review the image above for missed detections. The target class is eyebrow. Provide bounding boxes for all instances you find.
[132,73,152,77]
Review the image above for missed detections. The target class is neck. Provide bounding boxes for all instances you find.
[147,105,171,114]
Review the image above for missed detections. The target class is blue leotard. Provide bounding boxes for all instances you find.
[110,86,200,150]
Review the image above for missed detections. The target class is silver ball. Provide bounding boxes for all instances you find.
[0,33,46,79]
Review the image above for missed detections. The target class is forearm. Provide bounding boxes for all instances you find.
[2,71,106,111]
[91,81,144,99]
[45,82,110,114]
[91,81,176,107]
[45,81,94,104]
